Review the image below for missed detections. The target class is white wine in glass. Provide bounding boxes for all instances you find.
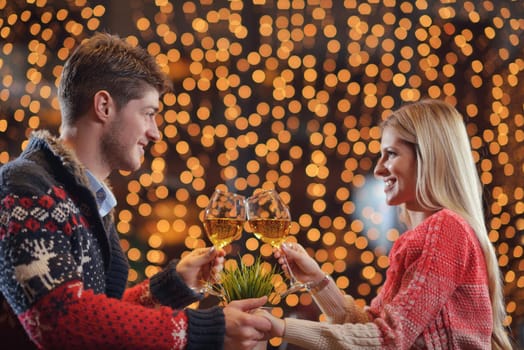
[204,217,244,249]
[246,189,305,297]
[247,218,290,246]
[200,189,246,295]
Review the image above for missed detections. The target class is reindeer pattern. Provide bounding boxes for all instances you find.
[13,238,61,300]
[2,223,106,312]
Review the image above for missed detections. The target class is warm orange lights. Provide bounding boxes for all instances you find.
[0,0,522,342]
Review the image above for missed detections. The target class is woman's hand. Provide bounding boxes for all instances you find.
[275,243,324,285]
[252,308,285,338]
[176,247,225,289]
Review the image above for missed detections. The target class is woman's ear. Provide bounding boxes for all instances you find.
[93,90,114,123]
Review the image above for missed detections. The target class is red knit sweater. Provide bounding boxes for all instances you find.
[368,208,492,348]
[283,209,492,349]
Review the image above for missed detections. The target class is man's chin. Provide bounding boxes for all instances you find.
[131,163,142,172]
[119,162,141,173]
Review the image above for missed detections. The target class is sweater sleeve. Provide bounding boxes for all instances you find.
[283,210,480,350]
[122,260,203,309]
[284,317,383,349]
[310,277,369,324]
[18,280,225,350]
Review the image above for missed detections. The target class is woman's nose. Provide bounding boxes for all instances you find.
[374,157,387,178]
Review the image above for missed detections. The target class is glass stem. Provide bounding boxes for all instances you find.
[278,245,306,297]
[281,253,299,284]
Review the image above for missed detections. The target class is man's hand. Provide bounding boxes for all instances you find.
[176,247,225,289]
[223,296,272,349]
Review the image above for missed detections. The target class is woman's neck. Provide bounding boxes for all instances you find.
[406,209,440,228]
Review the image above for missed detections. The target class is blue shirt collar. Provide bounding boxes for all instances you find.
[85,170,117,217]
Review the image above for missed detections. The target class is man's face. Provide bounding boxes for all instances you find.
[101,87,160,172]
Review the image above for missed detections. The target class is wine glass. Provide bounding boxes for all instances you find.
[200,189,246,295]
[246,189,305,297]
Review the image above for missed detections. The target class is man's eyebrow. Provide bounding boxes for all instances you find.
[144,105,160,111]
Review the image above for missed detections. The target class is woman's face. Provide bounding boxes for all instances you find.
[374,126,422,211]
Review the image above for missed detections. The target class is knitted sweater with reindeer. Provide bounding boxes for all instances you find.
[283,209,492,349]
[0,130,225,349]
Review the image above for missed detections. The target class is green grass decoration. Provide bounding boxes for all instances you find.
[215,256,280,303]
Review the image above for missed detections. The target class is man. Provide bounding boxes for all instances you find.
[0,32,270,349]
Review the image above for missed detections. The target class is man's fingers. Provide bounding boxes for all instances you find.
[229,296,268,311]
[190,247,217,264]
[252,314,272,333]
[238,315,271,338]
[215,248,226,257]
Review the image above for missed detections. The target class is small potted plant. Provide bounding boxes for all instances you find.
[214,256,281,350]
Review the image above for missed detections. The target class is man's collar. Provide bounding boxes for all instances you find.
[85,170,117,217]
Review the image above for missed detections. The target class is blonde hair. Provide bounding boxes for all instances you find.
[382,99,512,350]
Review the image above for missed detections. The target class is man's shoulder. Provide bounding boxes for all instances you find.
[0,150,55,194]
[1,130,62,182]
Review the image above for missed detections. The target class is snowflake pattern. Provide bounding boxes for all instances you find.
[171,316,188,349]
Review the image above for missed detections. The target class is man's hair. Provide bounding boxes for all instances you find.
[58,32,172,125]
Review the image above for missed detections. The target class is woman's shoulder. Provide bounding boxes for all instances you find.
[416,208,478,249]
[426,208,472,231]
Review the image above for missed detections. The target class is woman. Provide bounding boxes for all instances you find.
[261,99,512,349]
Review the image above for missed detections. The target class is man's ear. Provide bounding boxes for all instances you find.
[93,90,114,123]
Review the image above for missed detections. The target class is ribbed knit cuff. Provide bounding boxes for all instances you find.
[149,259,202,309]
[311,278,348,323]
[284,317,324,348]
[185,306,225,350]
[311,279,369,324]
[285,317,382,349]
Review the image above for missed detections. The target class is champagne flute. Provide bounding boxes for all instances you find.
[200,189,246,295]
[246,189,305,297]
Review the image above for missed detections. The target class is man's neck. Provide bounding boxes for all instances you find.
[60,125,110,180]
